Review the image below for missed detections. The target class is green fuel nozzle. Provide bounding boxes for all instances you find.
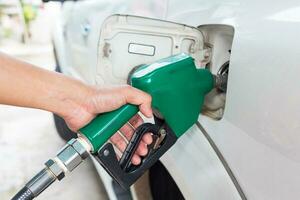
[79,53,214,152]
[78,53,214,187]
[12,54,216,199]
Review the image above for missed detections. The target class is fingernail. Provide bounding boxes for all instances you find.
[132,155,141,165]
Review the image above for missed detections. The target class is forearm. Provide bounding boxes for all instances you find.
[0,53,91,118]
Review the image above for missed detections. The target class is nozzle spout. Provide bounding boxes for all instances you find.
[214,73,228,92]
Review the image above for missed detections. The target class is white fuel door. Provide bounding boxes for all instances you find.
[96,14,206,84]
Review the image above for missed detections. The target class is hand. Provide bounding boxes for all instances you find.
[0,54,152,165]
[63,85,153,165]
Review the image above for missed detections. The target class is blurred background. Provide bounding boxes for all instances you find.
[0,1,107,199]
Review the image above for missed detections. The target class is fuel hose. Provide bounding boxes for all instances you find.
[11,138,90,200]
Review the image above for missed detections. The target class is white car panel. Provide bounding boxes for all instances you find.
[52,1,74,76]
[92,157,119,200]
[160,124,241,200]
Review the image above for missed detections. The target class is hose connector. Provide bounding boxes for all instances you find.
[12,138,90,200]
[55,138,90,172]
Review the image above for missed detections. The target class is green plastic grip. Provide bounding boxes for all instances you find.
[79,104,139,153]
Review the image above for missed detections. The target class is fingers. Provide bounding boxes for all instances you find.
[110,132,127,153]
[87,85,152,118]
[119,123,135,141]
[129,115,153,144]
[110,132,146,165]
[120,115,153,144]
[118,123,150,155]
[121,86,153,118]
[142,134,153,144]
[129,114,143,128]
[131,155,141,165]
[139,104,153,118]
[110,114,154,165]
[136,142,148,156]
[110,113,156,166]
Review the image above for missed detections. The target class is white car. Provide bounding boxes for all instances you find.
[47,0,300,199]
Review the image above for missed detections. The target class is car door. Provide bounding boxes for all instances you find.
[64,0,96,83]
[95,14,242,200]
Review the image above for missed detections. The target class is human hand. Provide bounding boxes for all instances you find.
[0,54,153,165]
[63,85,153,165]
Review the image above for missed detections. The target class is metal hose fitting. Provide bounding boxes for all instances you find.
[214,61,229,92]
[11,138,90,200]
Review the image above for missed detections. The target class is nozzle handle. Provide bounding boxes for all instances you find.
[79,104,139,153]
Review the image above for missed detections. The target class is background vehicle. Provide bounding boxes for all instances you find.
[49,0,300,199]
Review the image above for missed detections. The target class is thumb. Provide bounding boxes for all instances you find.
[122,86,153,118]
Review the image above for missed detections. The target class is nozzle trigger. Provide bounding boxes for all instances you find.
[94,118,177,189]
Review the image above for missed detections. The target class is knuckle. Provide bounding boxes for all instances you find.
[116,141,126,151]
[141,92,151,102]
[123,85,132,91]
[146,94,152,102]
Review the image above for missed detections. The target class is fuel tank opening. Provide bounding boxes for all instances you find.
[198,24,234,120]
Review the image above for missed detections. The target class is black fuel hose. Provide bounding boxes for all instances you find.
[10,138,89,200]
[11,168,56,200]
[11,187,34,200]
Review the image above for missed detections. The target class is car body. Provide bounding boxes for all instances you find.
[51,0,300,199]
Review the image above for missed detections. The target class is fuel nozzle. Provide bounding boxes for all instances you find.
[12,53,217,197]
[213,73,228,92]
[11,138,90,200]
[213,61,229,92]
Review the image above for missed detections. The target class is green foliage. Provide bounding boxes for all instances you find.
[23,4,38,23]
